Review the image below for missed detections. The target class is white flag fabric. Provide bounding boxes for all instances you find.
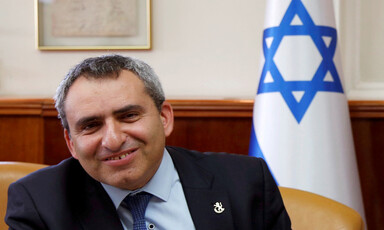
[249,0,366,220]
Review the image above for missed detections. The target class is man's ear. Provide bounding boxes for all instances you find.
[64,129,78,159]
[160,101,174,137]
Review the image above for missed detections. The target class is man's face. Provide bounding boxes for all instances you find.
[63,70,174,190]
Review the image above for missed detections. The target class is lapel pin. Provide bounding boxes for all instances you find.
[213,202,225,214]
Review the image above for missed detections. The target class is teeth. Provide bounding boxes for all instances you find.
[107,152,130,161]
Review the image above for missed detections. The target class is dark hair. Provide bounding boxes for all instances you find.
[54,54,165,131]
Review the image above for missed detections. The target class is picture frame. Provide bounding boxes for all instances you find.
[35,0,151,50]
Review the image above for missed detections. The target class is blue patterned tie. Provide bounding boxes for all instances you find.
[123,192,153,230]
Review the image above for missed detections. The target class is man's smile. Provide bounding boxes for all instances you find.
[102,147,139,164]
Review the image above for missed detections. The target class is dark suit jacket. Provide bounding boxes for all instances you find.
[5,146,291,230]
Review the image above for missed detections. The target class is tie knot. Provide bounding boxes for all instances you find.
[123,192,153,230]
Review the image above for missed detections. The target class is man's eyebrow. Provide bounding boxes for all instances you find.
[75,116,101,128]
[113,105,144,116]
[73,105,144,128]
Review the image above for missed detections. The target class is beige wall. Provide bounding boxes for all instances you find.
[0,0,382,100]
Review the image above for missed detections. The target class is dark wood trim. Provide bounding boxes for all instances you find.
[0,98,46,115]
[2,98,384,118]
[349,100,384,118]
[169,99,253,117]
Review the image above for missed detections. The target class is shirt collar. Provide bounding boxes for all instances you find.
[101,148,177,209]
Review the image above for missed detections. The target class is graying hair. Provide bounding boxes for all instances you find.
[54,54,165,131]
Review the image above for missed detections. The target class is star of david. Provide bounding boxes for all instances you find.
[257,0,344,123]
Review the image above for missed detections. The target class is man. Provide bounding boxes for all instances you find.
[5,55,291,229]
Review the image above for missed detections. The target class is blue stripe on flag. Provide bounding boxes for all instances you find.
[249,122,278,184]
[248,122,264,159]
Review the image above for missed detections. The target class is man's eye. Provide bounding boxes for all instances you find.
[121,112,140,121]
[82,122,101,132]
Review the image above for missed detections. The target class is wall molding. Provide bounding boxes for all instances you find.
[340,0,384,100]
[1,98,384,118]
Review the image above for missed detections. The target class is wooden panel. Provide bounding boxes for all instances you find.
[0,116,44,163]
[349,98,384,230]
[167,117,252,155]
[351,118,384,230]
[43,117,71,165]
[1,98,384,230]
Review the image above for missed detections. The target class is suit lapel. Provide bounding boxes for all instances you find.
[167,147,235,230]
[79,182,124,230]
[69,161,124,230]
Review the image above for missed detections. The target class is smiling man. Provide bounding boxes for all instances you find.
[63,69,171,191]
[5,55,291,230]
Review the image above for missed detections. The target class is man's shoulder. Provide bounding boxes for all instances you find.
[167,145,264,160]
[15,157,84,187]
[166,146,266,169]
[166,146,272,193]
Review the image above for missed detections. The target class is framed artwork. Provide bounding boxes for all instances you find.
[35,0,151,50]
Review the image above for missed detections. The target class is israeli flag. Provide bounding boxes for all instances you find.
[249,0,366,220]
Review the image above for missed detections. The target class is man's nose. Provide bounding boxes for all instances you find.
[102,120,125,151]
